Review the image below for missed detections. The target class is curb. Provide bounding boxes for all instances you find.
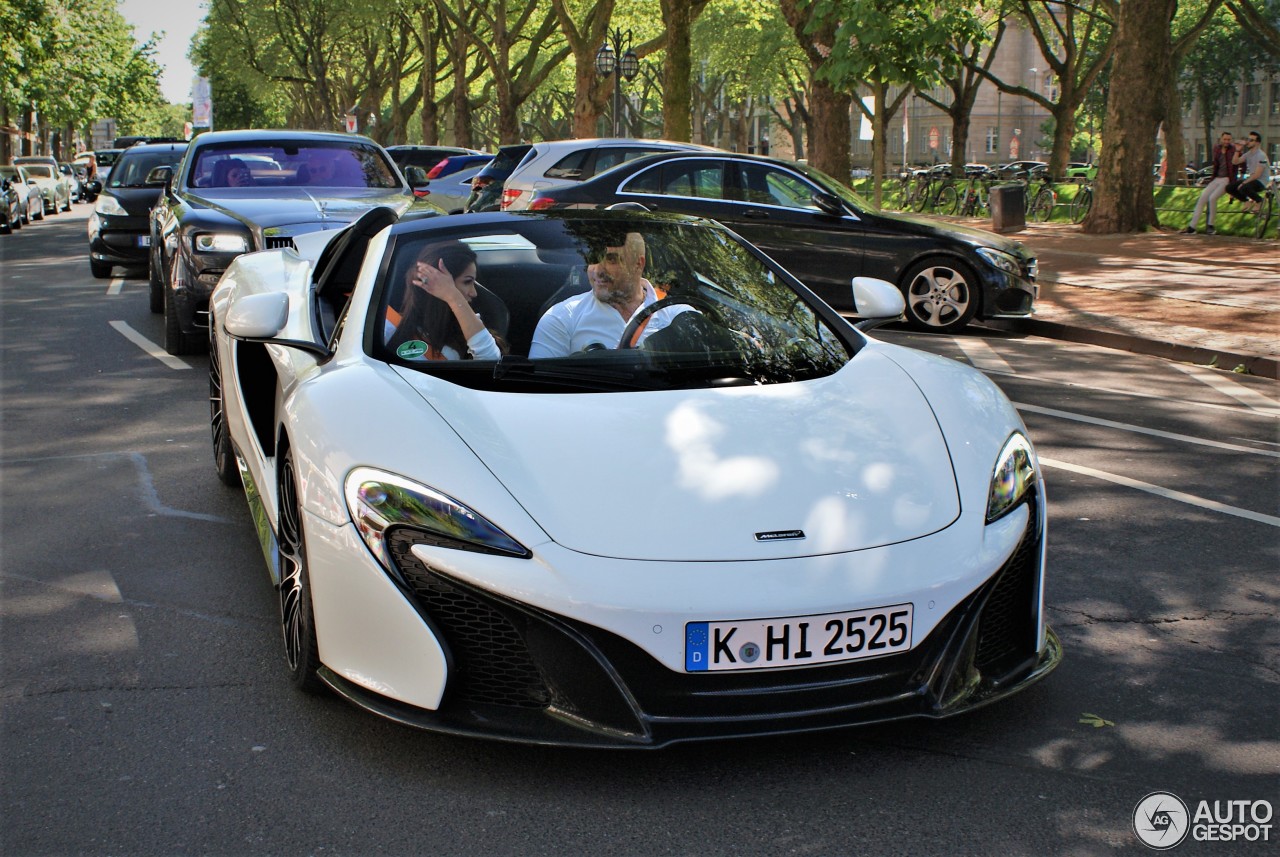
[977,317,1280,381]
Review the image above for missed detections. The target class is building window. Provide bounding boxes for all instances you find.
[985,127,998,154]
[1245,83,1261,116]
[1272,83,1280,115]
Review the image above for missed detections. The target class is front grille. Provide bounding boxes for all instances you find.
[974,517,1040,676]
[264,237,296,251]
[387,531,550,709]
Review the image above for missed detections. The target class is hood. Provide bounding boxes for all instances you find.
[872,209,1033,259]
[399,351,960,561]
[184,187,417,230]
[108,187,165,217]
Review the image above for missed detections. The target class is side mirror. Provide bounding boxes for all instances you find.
[850,277,905,331]
[404,166,428,187]
[812,191,844,216]
[225,292,290,339]
[145,165,173,186]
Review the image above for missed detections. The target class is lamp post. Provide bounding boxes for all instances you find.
[595,28,639,137]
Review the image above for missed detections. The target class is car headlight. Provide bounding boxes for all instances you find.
[344,467,529,567]
[93,194,126,216]
[986,432,1037,523]
[975,246,1021,276]
[193,233,249,253]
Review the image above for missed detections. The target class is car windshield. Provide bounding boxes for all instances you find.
[373,214,855,392]
[108,150,186,188]
[95,151,120,167]
[22,165,55,180]
[189,141,400,189]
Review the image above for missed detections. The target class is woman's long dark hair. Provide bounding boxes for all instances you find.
[388,241,478,357]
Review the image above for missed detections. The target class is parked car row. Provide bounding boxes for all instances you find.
[1,154,100,234]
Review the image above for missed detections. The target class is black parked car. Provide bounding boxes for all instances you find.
[152,129,439,355]
[463,143,533,212]
[526,151,1038,333]
[88,142,188,279]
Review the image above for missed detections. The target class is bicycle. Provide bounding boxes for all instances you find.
[954,176,990,217]
[914,175,957,213]
[1029,175,1058,222]
[1071,180,1094,224]
[1248,177,1275,239]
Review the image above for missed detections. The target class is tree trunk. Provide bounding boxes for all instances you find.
[1161,80,1188,185]
[1084,0,1176,233]
[452,27,473,147]
[807,76,851,183]
[659,0,693,141]
[420,9,439,145]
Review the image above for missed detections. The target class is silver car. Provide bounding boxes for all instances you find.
[499,138,716,211]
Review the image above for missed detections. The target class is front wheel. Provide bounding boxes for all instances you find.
[1031,188,1055,222]
[208,320,240,487]
[1072,188,1093,224]
[148,245,164,313]
[901,258,980,334]
[278,445,325,694]
[934,184,958,214]
[89,258,112,279]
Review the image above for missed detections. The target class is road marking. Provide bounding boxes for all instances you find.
[106,277,124,296]
[1015,402,1280,458]
[1170,362,1280,416]
[3,451,231,523]
[1039,457,1280,528]
[109,321,190,371]
[955,337,1015,375]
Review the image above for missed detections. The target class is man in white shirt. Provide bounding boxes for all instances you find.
[1229,131,1271,214]
[529,232,687,358]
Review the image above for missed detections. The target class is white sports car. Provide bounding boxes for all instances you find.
[209,207,1060,747]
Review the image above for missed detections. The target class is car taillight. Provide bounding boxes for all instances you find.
[501,188,521,209]
[413,188,431,198]
[528,197,557,211]
[426,159,448,179]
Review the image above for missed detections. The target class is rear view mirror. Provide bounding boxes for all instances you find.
[404,166,428,187]
[226,292,290,340]
[850,277,904,331]
[145,166,173,186]
[812,192,844,216]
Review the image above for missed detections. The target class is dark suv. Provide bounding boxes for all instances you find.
[88,142,188,279]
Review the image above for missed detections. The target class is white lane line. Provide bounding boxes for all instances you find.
[1039,457,1280,527]
[955,337,1015,375]
[1015,402,1280,458]
[106,277,124,296]
[1170,362,1280,416]
[108,321,191,370]
[988,367,1279,418]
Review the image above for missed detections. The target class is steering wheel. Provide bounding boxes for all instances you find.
[617,294,721,349]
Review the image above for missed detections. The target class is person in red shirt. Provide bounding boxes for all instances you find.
[1183,131,1236,235]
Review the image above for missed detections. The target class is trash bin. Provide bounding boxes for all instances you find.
[990,183,1026,233]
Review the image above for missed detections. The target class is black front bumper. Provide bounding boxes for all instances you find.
[323,495,1059,748]
[90,215,151,265]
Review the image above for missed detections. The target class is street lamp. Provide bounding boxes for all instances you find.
[595,28,639,137]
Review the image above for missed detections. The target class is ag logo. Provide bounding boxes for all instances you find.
[1133,792,1189,849]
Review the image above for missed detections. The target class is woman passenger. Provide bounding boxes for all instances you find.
[386,241,505,360]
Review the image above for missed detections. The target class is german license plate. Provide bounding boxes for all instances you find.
[685,603,913,672]
[136,235,151,247]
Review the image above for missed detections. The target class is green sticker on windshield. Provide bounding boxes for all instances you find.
[396,340,429,359]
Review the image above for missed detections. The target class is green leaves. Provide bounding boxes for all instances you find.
[1079,712,1116,728]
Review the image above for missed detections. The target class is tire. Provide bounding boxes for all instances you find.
[163,255,205,356]
[148,245,164,313]
[912,183,930,212]
[1072,188,1093,224]
[901,258,980,334]
[33,203,44,222]
[208,320,240,487]
[61,194,71,212]
[90,258,112,279]
[278,445,325,694]
[1031,188,1055,222]
[934,184,958,214]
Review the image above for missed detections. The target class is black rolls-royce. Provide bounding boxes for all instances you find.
[151,129,439,354]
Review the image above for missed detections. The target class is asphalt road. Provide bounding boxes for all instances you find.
[2,207,1277,856]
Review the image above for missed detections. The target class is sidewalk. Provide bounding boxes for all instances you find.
[970,221,1280,380]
